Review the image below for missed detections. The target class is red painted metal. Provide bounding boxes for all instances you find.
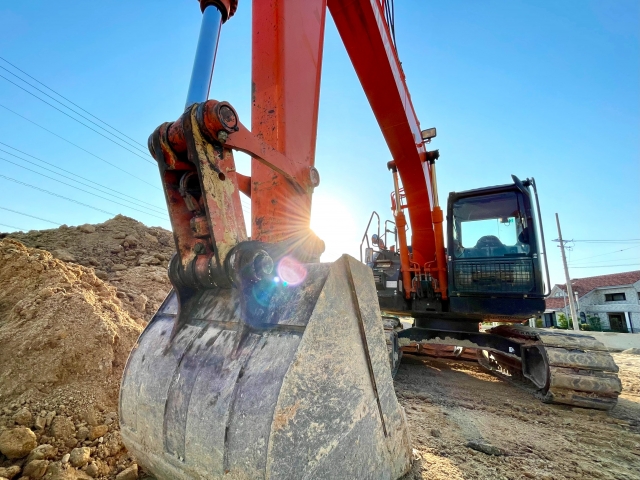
[251,0,328,244]
[226,122,307,193]
[160,0,446,292]
[327,0,436,268]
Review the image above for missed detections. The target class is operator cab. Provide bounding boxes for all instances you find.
[446,176,546,318]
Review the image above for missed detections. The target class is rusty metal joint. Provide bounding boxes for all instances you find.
[169,251,231,291]
[225,126,307,194]
[198,0,238,22]
[225,242,275,287]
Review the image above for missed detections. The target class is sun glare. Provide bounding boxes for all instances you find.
[310,193,360,262]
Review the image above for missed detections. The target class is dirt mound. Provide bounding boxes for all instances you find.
[2,218,639,479]
[4,216,174,323]
[0,239,143,479]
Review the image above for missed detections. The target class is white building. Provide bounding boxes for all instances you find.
[542,270,640,333]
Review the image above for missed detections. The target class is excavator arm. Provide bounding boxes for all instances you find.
[120,3,622,478]
[251,0,442,272]
[119,1,423,478]
[154,0,447,308]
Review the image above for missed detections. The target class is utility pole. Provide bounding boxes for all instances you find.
[555,213,580,331]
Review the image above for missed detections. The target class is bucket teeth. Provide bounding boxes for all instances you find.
[120,255,412,479]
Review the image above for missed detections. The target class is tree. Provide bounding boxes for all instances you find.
[556,313,570,329]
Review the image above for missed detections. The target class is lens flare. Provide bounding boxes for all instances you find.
[251,281,276,307]
[277,256,307,286]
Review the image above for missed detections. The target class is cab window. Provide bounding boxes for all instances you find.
[452,192,530,259]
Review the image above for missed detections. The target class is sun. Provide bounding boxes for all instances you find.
[310,192,360,262]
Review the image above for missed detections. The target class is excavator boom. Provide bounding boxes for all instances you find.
[119,1,622,479]
[119,1,421,478]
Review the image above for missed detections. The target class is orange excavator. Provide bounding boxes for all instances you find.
[119,1,621,478]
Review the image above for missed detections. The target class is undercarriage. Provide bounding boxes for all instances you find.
[387,316,622,410]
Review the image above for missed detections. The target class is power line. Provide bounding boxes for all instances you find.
[0,174,115,215]
[571,264,640,269]
[571,239,640,243]
[0,103,160,190]
[0,143,166,214]
[0,74,155,165]
[0,64,148,155]
[0,157,168,220]
[0,207,62,226]
[0,57,147,150]
[570,257,640,265]
[0,223,26,231]
[567,245,640,264]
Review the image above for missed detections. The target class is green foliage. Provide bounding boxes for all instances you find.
[587,314,603,332]
[535,318,543,328]
[556,313,570,329]
[579,323,591,331]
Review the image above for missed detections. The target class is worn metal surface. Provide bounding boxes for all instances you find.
[402,344,478,361]
[486,325,622,410]
[398,327,522,359]
[150,100,248,291]
[250,0,327,244]
[120,255,412,479]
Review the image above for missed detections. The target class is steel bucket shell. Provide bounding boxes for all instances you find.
[120,255,412,479]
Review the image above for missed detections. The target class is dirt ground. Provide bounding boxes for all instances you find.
[396,353,640,480]
[1,217,639,480]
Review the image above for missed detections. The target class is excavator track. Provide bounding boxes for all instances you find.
[481,325,622,410]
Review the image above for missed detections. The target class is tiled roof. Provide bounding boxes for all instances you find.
[555,270,640,296]
[545,270,640,311]
[545,297,568,310]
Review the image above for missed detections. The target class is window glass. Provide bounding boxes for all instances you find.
[605,293,626,302]
[453,191,530,259]
[461,217,518,248]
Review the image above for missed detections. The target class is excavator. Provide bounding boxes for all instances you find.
[361,161,622,409]
[119,1,622,479]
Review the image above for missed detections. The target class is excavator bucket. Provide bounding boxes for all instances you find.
[120,255,412,479]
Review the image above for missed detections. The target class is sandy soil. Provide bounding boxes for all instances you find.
[396,353,640,480]
[3,219,639,479]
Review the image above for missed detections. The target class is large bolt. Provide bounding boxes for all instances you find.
[253,251,274,281]
[218,104,238,130]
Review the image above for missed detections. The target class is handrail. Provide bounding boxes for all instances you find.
[360,211,380,262]
[384,219,396,251]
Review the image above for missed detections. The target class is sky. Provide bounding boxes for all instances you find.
[0,0,638,287]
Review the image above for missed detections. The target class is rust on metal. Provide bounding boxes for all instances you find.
[198,0,238,21]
